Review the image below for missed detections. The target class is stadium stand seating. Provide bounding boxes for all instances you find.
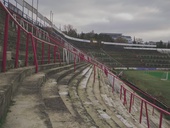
[1,1,170,128]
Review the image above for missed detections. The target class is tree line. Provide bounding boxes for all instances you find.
[62,24,128,43]
[62,24,170,48]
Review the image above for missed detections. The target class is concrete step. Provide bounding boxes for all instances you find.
[98,70,140,128]
[79,67,111,128]
[1,63,76,128]
[2,72,53,128]
[0,58,65,71]
[78,68,115,128]
[86,69,124,128]
[41,63,89,128]
[68,66,98,128]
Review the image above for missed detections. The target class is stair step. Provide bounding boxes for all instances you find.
[41,64,89,128]
[68,66,98,128]
[78,68,113,128]
[1,63,75,128]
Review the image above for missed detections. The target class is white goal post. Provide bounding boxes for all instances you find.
[161,72,169,81]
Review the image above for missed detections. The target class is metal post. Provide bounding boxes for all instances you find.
[52,12,53,25]
[32,0,34,22]
[48,44,50,63]
[129,93,133,113]
[30,33,38,73]
[132,92,135,105]
[152,99,155,116]
[74,54,76,72]
[35,38,37,51]
[94,65,96,83]
[145,102,150,128]
[41,42,44,64]
[159,113,163,128]
[123,88,127,105]
[54,46,57,63]
[112,77,114,93]
[139,100,144,124]
[36,0,39,23]
[15,26,21,68]
[33,39,37,65]
[50,11,51,22]
[2,13,9,72]
[22,0,25,16]
[25,33,29,66]
[120,85,123,100]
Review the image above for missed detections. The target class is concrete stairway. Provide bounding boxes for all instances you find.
[82,69,125,128]
[68,66,97,128]
[98,70,143,128]
[41,63,89,128]
[2,62,170,128]
[1,63,80,128]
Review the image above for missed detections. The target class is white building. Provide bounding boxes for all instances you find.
[122,36,132,43]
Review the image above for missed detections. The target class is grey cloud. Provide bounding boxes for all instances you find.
[27,0,170,41]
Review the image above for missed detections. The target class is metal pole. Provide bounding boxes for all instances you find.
[25,33,29,66]
[34,39,37,64]
[48,44,50,63]
[123,88,127,106]
[30,33,38,73]
[36,0,38,23]
[129,93,133,113]
[32,0,34,22]
[15,25,21,68]
[41,42,44,64]
[74,54,76,72]
[2,13,10,72]
[145,102,150,128]
[159,113,163,128]
[93,65,96,83]
[22,0,24,16]
[50,11,51,22]
[52,12,53,25]
[120,85,123,100]
[139,100,144,124]
[112,77,114,93]
[54,46,56,63]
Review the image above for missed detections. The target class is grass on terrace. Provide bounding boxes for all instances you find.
[122,70,170,107]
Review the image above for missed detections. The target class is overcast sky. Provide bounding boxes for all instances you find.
[13,0,170,42]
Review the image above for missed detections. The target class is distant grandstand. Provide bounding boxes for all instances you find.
[63,38,170,69]
[1,1,170,128]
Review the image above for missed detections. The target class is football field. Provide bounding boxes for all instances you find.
[122,70,170,107]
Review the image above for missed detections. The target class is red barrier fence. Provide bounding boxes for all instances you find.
[110,72,170,127]
[0,1,170,128]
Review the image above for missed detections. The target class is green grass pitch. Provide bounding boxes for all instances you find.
[122,70,170,107]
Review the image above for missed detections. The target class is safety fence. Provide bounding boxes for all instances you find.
[0,1,170,128]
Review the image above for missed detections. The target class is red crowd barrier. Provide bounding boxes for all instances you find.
[0,1,170,128]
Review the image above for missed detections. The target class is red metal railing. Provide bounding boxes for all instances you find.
[110,71,170,128]
[0,1,170,128]
[0,1,62,73]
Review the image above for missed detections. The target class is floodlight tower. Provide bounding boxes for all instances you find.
[36,0,39,23]
[32,0,33,22]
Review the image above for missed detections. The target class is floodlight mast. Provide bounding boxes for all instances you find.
[32,0,33,22]
[36,0,39,23]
